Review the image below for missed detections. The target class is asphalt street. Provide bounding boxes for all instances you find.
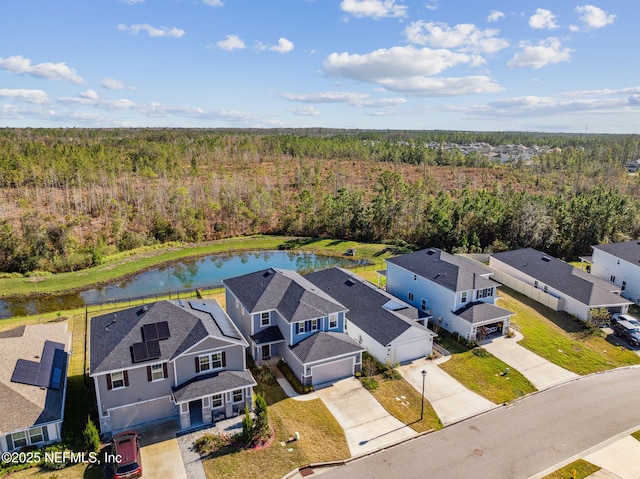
[320,367,640,479]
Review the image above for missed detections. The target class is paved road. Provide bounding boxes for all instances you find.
[320,367,640,479]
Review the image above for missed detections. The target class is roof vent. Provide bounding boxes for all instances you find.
[426,249,436,255]
[541,257,551,263]
[345,279,355,287]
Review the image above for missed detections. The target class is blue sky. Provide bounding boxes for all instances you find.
[1,0,638,132]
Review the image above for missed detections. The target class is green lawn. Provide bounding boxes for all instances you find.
[0,235,394,298]
[438,348,537,404]
[541,459,600,479]
[366,375,442,432]
[497,288,640,374]
[201,398,349,479]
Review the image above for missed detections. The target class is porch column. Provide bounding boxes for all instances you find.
[202,397,212,423]
[179,402,190,429]
[225,392,233,417]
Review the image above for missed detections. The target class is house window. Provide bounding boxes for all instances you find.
[261,312,270,326]
[150,364,165,381]
[211,394,223,408]
[622,281,627,291]
[197,352,225,373]
[311,319,319,331]
[329,314,338,329]
[534,280,539,289]
[180,403,189,414]
[610,275,616,283]
[421,299,428,311]
[476,288,494,299]
[10,431,27,449]
[298,322,306,334]
[28,427,45,444]
[408,292,414,302]
[232,389,243,403]
[461,291,468,304]
[111,371,125,389]
[413,274,417,281]
[543,285,548,293]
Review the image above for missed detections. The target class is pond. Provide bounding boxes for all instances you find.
[0,251,368,319]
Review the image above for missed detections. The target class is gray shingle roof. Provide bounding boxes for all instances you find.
[453,301,513,325]
[387,248,498,292]
[491,248,631,307]
[0,323,70,435]
[305,268,434,346]
[592,240,640,265]
[223,268,346,322]
[289,331,364,364]
[172,370,256,403]
[90,300,247,375]
[250,326,285,345]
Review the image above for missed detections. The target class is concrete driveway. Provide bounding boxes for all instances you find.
[582,435,640,479]
[134,420,189,479]
[482,331,579,390]
[399,358,495,426]
[315,377,416,456]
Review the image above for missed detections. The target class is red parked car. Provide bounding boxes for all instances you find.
[113,431,142,479]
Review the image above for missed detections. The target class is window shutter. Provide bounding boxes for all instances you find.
[123,370,129,387]
[163,362,169,378]
[7,435,13,451]
[222,351,226,368]
[106,374,113,390]
[43,427,49,442]
[147,366,152,382]
[195,357,200,373]
[295,323,299,334]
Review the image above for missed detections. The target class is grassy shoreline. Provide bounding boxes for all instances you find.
[0,235,394,300]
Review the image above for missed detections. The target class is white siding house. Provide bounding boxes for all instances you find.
[590,240,640,305]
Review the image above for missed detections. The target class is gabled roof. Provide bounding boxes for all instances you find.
[223,268,346,322]
[289,331,364,364]
[305,267,434,346]
[250,326,285,345]
[172,370,256,403]
[89,300,247,376]
[453,301,513,325]
[592,240,640,265]
[386,248,498,293]
[0,323,70,435]
[491,248,631,307]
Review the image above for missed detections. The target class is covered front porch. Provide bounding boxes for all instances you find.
[172,370,256,431]
[250,326,285,367]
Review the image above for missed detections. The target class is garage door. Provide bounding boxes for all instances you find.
[312,357,354,386]
[393,340,429,364]
[109,397,173,432]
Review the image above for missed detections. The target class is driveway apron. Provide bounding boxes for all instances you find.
[316,377,416,456]
[140,439,188,479]
[399,358,495,426]
[482,331,579,390]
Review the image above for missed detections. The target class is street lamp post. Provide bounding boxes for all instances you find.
[421,369,427,420]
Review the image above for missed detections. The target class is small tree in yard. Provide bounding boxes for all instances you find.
[587,308,610,334]
[241,406,254,445]
[253,394,269,438]
[83,417,100,454]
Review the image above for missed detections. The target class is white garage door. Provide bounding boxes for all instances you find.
[109,397,173,432]
[312,357,354,386]
[393,340,430,364]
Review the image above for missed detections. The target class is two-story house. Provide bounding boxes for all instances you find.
[386,248,513,341]
[224,268,365,387]
[589,240,640,306]
[305,268,436,365]
[89,300,255,435]
[0,323,70,452]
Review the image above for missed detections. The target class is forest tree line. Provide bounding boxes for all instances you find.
[0,128,639,274]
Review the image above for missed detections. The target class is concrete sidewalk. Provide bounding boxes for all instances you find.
[482,331,579,390]
[582,435,640,479]
[399,358,495,426]
[316,377,416,456]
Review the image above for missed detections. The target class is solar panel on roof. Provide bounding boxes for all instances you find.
[49,348,66,390]
[188,301,242,340]
[10,341,65,388]
[131,340,162,363]
[142,321,170,342]
[156,321,170,339]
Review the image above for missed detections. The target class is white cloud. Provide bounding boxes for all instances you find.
[0,88,49,104]
[214,34,246,51]
[529,8,558,30]
[325,46,473,82]
[424,0,438,11]
[508,38,572,69]
[288,106,320,116]
[59,95,136,110]
[101,78,135,90]
[282,91,407,107]
[487,10,504,23]
[79,89,99,100]
[119,0,145,4]
[269,38,294,54]
[202,0,224,6]
[575,5,615,29]
[340,0,407,19]
[380,75,503,96]
[0,55,83,83]
[404,21,508,54]
[117,23,185,38]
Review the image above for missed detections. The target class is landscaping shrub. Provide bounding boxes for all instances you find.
[472,347,490,358]
[361,377,379,390]
[277,360,306,394]
[254,394,269,439]
[82,417,100,454]
[241,406,254,445]
[194,433,235,455]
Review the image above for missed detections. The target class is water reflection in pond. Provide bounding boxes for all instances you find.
[0,251,368,319]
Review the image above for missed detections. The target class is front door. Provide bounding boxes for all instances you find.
[261,344,270,360]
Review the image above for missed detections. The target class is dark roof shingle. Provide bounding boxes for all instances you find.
[289,331,364,364]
